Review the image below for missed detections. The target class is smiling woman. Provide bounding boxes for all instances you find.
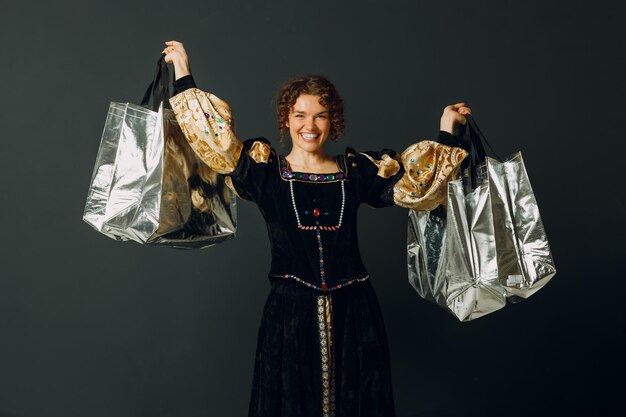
[277,76,345,174]
[276,75,344,143]
[286,95,332,156]
[163,40,469,417]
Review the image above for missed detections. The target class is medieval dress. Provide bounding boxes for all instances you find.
[169,76,468,417]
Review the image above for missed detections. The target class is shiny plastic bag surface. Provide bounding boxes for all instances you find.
[83,101,236,249]
[408,152,555,321]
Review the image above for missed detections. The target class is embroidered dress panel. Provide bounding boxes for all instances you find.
[289,178,347,291]
[317,295,336,417]
[289,180,345,230]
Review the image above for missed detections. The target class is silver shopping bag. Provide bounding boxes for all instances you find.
[487,153,556,299]
[408,179,507,322]
[407,116,555,321]
[83,57,236,249]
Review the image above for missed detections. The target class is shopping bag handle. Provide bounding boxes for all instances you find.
[141,55,172,111]
[461,114,500,188]
[463,114,500,165]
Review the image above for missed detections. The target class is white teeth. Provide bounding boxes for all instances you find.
[302,133,319,140]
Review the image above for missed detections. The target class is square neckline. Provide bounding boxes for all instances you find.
[278,154,347,183]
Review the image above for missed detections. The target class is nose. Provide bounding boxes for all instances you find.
[304,116,316,130]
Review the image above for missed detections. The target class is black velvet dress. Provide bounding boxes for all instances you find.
[170,76,466,417]
[230,139,401,417]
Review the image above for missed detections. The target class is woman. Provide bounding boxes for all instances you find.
[162,40,470,417]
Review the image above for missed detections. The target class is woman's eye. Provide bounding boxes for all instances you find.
[316,115,327,119]
[295,114,304,118]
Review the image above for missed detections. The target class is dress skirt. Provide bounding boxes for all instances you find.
[248,279,396,417]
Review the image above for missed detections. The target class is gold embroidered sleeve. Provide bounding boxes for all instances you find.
[169,88,243,174]
[248,141,271,163]
[359,152,402,178]
[393,140,468,211]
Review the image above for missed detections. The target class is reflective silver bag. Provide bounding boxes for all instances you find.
[486,152,556,299]
[407,116,556,321]
[83,57,236,249]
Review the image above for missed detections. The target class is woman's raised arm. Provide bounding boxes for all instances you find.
[160,40,274,204]
[391,103,472,210]
[160,40,244,175]
[162,40,191,80]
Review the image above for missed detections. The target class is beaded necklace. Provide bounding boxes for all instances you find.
[288,180,346,291]
[289,180,345,230]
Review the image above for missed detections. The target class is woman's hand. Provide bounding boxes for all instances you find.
[162,40,191,80]
[440,103,472,134]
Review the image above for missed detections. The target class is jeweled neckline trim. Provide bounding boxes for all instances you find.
[278,155,346,182]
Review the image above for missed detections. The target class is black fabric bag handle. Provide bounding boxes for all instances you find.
[460,114,500,189]
[141,55,172,111]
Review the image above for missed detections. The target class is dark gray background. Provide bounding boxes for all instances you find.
[1,0,624,416]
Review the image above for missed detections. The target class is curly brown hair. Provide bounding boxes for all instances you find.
[275,75,345,145]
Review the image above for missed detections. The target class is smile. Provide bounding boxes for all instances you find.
[300,133,320,141]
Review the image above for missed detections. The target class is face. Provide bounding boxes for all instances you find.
[286,94,331,154]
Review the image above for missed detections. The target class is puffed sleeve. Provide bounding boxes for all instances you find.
[169,87,243,174]
[350,132,468,210]
[348,148,405,208]
[393,135,468,211]
[169,87,274,204]
[224,137,274,203]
